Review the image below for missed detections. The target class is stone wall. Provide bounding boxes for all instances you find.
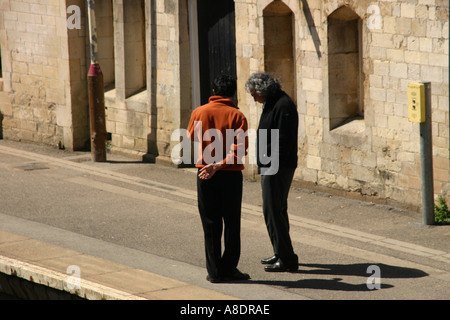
[0,0,89,150]
[104,0,191,162]
[104,0,149,158]
[235,0,449,209]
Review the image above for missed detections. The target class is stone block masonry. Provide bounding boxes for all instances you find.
[235,0,448,210]
[0,0,88,150]
[0,0,448,210]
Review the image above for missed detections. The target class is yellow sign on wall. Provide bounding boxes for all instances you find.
[407,83,425,123]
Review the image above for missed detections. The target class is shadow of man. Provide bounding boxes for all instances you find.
[238,263,427,292]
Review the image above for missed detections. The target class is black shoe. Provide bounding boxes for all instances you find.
[264,259,298,272]
[222,269,251,282]
[261,255,278,265]
[206,275,222,283]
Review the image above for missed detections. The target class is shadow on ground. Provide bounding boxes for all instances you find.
[240,263,428,291]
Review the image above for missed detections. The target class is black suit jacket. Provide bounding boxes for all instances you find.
[256,90,298,172]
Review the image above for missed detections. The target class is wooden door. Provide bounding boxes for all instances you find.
[197,0,237,104]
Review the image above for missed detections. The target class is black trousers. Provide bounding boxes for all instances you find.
[197,170,243,278]
[261,167,298,264]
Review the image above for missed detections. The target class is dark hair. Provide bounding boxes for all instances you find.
[212,74,237,97]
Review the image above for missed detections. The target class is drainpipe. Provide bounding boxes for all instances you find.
[87,0,107,162]
[420,82,434,225]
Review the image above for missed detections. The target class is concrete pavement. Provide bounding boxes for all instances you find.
[0,139,449,302]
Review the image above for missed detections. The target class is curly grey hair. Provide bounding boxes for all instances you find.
[245,72,281,97]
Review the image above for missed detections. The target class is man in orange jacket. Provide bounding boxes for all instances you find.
[187,75,250,283]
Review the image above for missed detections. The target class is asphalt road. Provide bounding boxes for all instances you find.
[0,139,449,300]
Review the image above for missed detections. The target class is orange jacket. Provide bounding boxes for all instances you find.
[187,96,248,171]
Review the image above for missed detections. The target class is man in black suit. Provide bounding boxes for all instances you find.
[246,72,299,272]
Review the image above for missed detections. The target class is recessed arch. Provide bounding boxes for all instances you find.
[327,6,363,130]
[263,1,296,101]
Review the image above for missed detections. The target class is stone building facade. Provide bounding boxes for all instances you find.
[0,0,448,210]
